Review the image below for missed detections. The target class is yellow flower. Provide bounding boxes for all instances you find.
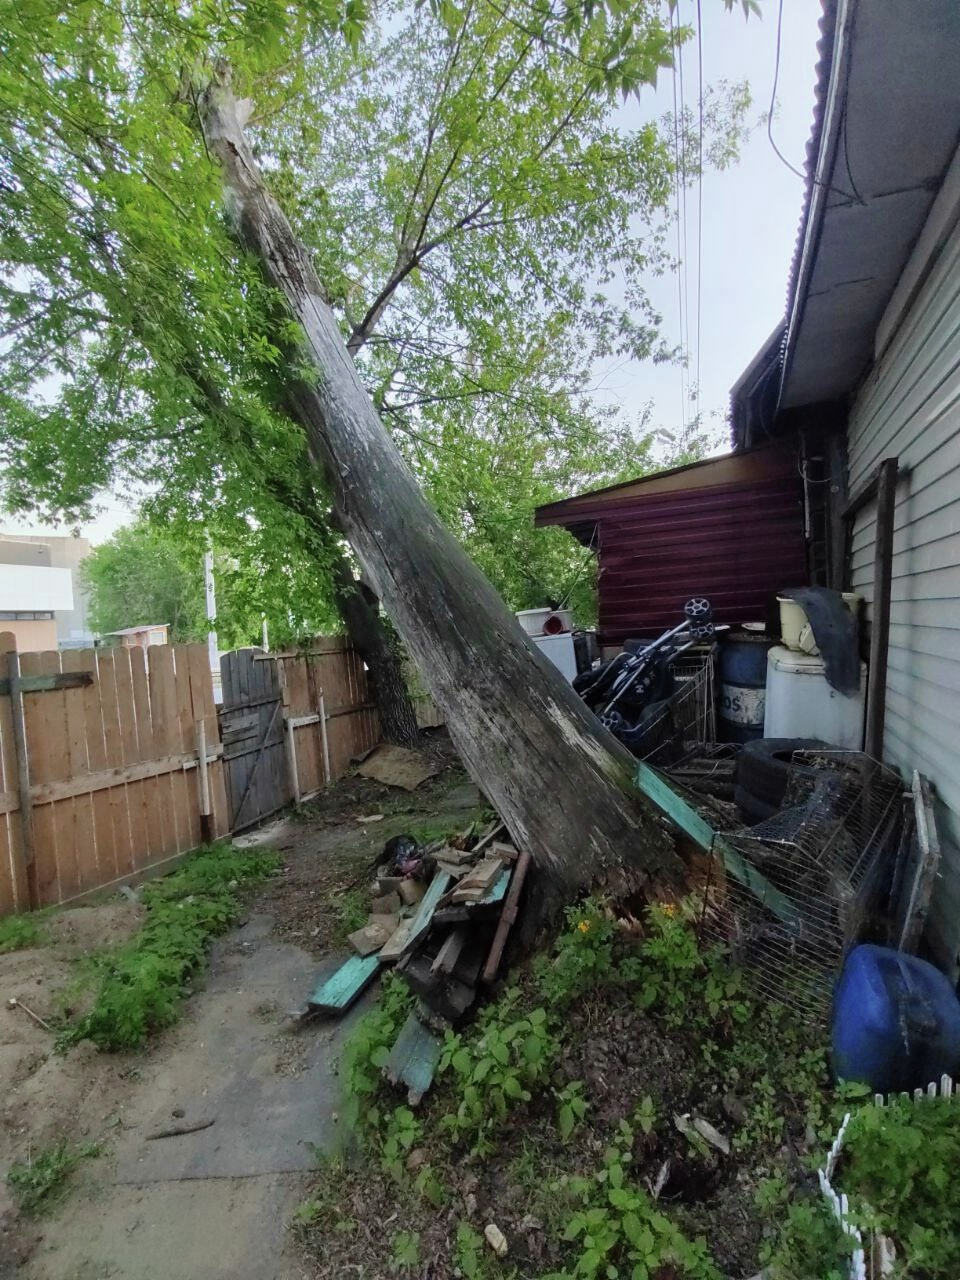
[577,920,591,934]
[659,903,677,918]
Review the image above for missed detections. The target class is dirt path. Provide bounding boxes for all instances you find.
[6,744,482,1280]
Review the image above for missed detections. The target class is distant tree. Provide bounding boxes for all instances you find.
[81,524,206,644]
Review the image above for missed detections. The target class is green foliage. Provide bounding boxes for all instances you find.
[0,910,47,953]
[389,1229,420,1273]
[81,521,205,643]
[0,0,755,643]
[57,845,278,1051]
[455,1221,487,1279]
[757,1187,851,1280]
[379,1105,422,1181]
[437,996,557,1151]
[534,899,616,1007]
[7,1140,100,1216]
[556,1080,590,1142]
[545,1117,721,1279]
[330,887,370,945]
[341,972,415,1129]
[840,1097,960,1276]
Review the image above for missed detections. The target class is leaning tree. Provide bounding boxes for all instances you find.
[0,0,755,891]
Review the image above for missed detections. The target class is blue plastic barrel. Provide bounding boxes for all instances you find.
[832,944,960,1093]
[718,634,773,743]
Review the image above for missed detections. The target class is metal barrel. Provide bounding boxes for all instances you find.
[718,634,773,742]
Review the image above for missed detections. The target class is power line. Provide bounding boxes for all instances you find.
[668,3,687,432]
[695,0,704,416]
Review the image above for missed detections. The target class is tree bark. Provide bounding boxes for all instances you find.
[199,75,677,895]
[329,549,421,747]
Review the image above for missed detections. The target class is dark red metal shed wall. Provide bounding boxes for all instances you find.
[595,473,807,645]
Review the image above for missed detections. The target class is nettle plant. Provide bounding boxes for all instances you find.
[437,992,557,1153]
[545,1115,722,1280]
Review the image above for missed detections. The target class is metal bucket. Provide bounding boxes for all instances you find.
[718,633,773,743]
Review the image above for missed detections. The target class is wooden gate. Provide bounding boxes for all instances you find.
[219,649,291,831]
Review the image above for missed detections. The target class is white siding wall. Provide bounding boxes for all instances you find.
[848,212,960,972]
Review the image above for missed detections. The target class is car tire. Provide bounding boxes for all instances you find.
[735,737,828,813]
[733,784,779,826]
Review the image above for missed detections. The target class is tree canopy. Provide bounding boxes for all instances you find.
[0,0,754,635]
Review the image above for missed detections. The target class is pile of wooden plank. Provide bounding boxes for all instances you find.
[302,818,531,1103]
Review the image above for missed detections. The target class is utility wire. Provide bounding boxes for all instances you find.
[668,4,687,432]
[695,0,704,417]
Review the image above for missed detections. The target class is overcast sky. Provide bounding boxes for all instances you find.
[4,0,823,546]
[594,0,823,450]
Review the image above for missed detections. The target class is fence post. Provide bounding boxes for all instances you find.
[6,649,37,908]
[195,718,213,844]
[318,690,331,786]
[284,714,301,806]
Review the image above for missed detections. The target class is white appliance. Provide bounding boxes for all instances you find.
[532,632,578,682]
[763,645,866,749]
[515,607,573,637]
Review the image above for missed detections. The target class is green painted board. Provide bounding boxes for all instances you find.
[633,762,802,932]
[403,870,453,953]
[384,1011,441,1103]
[482,868,511,904]
[308,953,380,1012]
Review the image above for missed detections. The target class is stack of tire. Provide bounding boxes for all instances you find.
[734,737,828,825]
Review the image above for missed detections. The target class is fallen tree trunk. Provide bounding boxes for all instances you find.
[199,75,678,895]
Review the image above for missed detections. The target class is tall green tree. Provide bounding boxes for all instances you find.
[0,0,757,892]
[81,523,206,643]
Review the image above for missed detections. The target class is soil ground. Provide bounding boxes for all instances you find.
[0,733,484,1280]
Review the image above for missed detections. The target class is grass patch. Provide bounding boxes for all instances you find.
[7,1140,100,1215]
[330,886,370,945]
[57,843,279,1052]
[0,909,49,953]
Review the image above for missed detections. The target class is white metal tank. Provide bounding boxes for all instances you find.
[763,645,866,749]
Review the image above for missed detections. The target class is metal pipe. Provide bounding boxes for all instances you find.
[195,718,212,843]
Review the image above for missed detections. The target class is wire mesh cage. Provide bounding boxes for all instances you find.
[632,647,717,765]
[698,750,905,1020]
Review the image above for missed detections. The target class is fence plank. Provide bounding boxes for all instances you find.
[147,645,181,854]
[60,649,100,894]
[75,649,115,891]
[95,650,133,880]
[112,648,149,874]
[19,652,61,904]
[0,633,27,913]
[173,646,201,849]
[130,646,163,867]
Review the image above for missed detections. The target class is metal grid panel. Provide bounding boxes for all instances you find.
[699,750,904,1020]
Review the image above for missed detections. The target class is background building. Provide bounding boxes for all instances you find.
[0,534,94,650]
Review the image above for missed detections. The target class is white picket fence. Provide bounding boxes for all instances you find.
[819,1073,956,1279]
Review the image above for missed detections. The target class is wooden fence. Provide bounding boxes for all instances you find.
[0,635,397,917]
[0,634,228,916]
[274,638,380,805]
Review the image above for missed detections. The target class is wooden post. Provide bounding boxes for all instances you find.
[284,714,301,805]
[195,718,213,844]
[7,650,37,906]
[318,690,331,786]
[864,458,898,760]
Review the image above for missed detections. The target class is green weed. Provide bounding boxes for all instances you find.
[544,1116,721,1280]
[454,1221,487,1279]
[841,1096,960,1276]
[0,910,48,953]
[7,1139,100,1215]
[57,844,279,1051]
[389,1229,420,1273]
[341,971,415,1130]
[437,995,557,1153]
[330,886,369,944]
[534,899,615,1007]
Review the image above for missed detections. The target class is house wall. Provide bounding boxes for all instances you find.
[848,204,960,974]
[0,619,58,651]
